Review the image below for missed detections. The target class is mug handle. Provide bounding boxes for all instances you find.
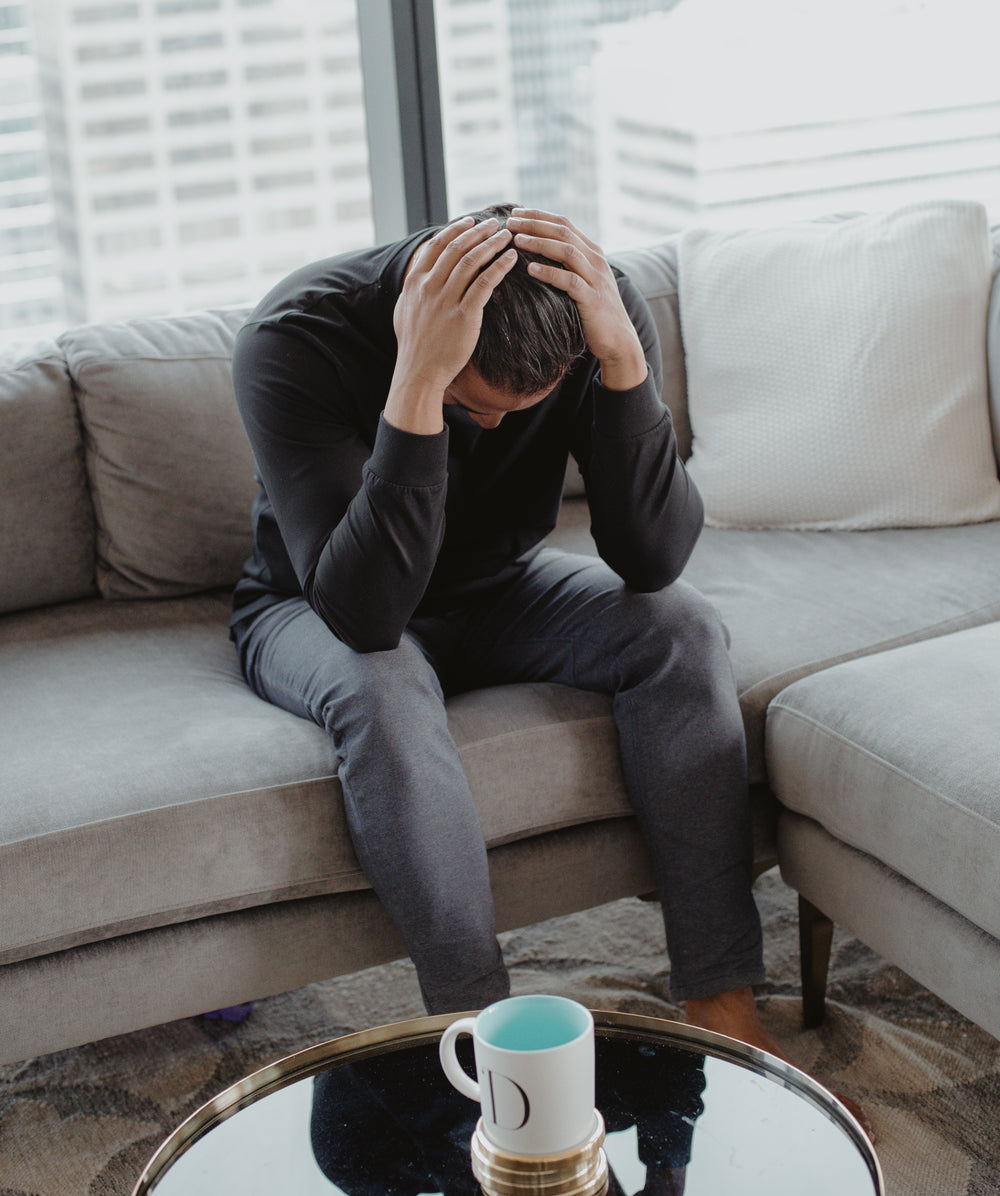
[438,1016,480,1101]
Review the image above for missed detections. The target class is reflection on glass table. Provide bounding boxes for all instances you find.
[135,1011,883,1196]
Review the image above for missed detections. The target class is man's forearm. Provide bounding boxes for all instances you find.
[305,416,448,652]
[585,373,704,592]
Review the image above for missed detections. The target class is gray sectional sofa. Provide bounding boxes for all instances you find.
[2,210,999,1066]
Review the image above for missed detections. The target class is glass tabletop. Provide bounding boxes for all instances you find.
[133,1011,883,1196]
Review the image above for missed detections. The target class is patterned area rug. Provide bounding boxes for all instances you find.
[1,872,998,1195]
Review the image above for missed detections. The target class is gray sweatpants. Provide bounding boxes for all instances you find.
[233,547,765,1013]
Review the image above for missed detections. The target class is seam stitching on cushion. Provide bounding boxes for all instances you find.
[455,714,614,752]
[768,705,1000,833]
[744,601,1000,704]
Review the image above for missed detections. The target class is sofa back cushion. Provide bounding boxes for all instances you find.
[60,309,256,599]
[611,237,691,460]
[989,227,1000,468]
[614,221,1000,477]
[679,201,1000,529]
[0,340,96,614]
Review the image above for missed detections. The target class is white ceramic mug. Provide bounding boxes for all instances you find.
[438,994,597,1156]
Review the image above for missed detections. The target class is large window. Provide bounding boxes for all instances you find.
[2,0,998,345]
[434,0,1000,251]
[1,0,374,341]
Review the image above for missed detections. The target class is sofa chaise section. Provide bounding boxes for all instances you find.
[767,623,1000,1039]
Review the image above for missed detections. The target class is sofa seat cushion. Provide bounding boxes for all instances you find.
[0,595,630,964]
[553,504,1000,784]
[765,622,1000,941]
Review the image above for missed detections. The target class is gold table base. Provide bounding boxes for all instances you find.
[470,1110,608,1196]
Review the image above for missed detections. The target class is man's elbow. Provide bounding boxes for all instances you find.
[327,611,404,655]
[307,586,405,655]
[623,557,687,594]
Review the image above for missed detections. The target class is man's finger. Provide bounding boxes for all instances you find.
[424,220,504,287]
[438,225,512,295]
[411,215,479,274]
[466,247,518,308]
[512,230,594,282]
[522,259,587,300]
[510,209,603,256]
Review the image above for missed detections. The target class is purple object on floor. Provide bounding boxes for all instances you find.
[202,1003,255,1023]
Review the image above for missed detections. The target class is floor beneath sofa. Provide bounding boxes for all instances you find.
[0,871,997,1195]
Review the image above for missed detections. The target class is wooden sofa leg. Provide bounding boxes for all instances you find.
[799,894,834,1029]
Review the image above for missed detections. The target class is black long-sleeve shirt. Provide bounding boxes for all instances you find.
[230,227,704,653]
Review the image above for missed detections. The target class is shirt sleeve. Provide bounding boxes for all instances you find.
[232,319,448,652]
[574,272,704,590]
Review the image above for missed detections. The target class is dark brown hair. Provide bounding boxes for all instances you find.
[466,203,586,395]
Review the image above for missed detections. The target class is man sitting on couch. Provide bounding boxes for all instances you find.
[229,203,779,1055]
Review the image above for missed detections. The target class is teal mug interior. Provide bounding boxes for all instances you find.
[477,995,591,1052]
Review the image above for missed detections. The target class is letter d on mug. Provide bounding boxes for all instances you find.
[439,994,597,1156]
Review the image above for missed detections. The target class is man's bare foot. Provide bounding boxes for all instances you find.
[684,987,875,1144]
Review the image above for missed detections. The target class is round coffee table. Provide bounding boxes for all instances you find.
[132,1010,883,1194]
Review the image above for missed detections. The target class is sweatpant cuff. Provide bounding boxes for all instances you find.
[420,961,511,1016]
[668,961,767,1004]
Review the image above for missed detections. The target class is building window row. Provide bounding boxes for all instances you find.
[164,69,227,90]
[250,132,311,155]
[170,141,234,164]
[167,106,230,127]
[0,114,37,134]
[160,32,224,53]
[80,78,145,99]
[0,5,27,31]
[178,214,239,242]
[156,0,221,15]
[0,296,62,323]
[248,96,309,118]
[2,186,49,208]
[0,149,42,181]
[174,177,237,200]
[84,115,151,136]
[93,189,158,210]
[75,40,142,61]
[241,26,302,44]
[71,3,139,24]
[87,151,155,175]
[245,60,307,81]
[96,226,163,254]
[0,224,51,254]
[3,261,57,282]
[253,168,315,190]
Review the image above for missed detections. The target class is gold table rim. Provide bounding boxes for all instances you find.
[130,1008,884,1195]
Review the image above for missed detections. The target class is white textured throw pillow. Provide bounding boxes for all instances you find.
[679,201,1000,529]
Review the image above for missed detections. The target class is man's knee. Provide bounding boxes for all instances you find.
[315,634,445,738]
[616,581,731,670]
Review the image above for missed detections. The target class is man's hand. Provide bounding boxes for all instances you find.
[506,208,648,392]
[386,216,516,435]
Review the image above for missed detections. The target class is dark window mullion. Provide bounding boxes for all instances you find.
[357,0,448,240]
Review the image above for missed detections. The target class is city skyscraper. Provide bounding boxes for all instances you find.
[589,0,1000,249]
[0,0,64,343]
[504,0,674,225]
[25,0,375,328]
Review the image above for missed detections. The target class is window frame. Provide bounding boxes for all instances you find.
[357,0,448,241]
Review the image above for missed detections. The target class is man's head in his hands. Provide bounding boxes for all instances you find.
[465,203,586,397]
